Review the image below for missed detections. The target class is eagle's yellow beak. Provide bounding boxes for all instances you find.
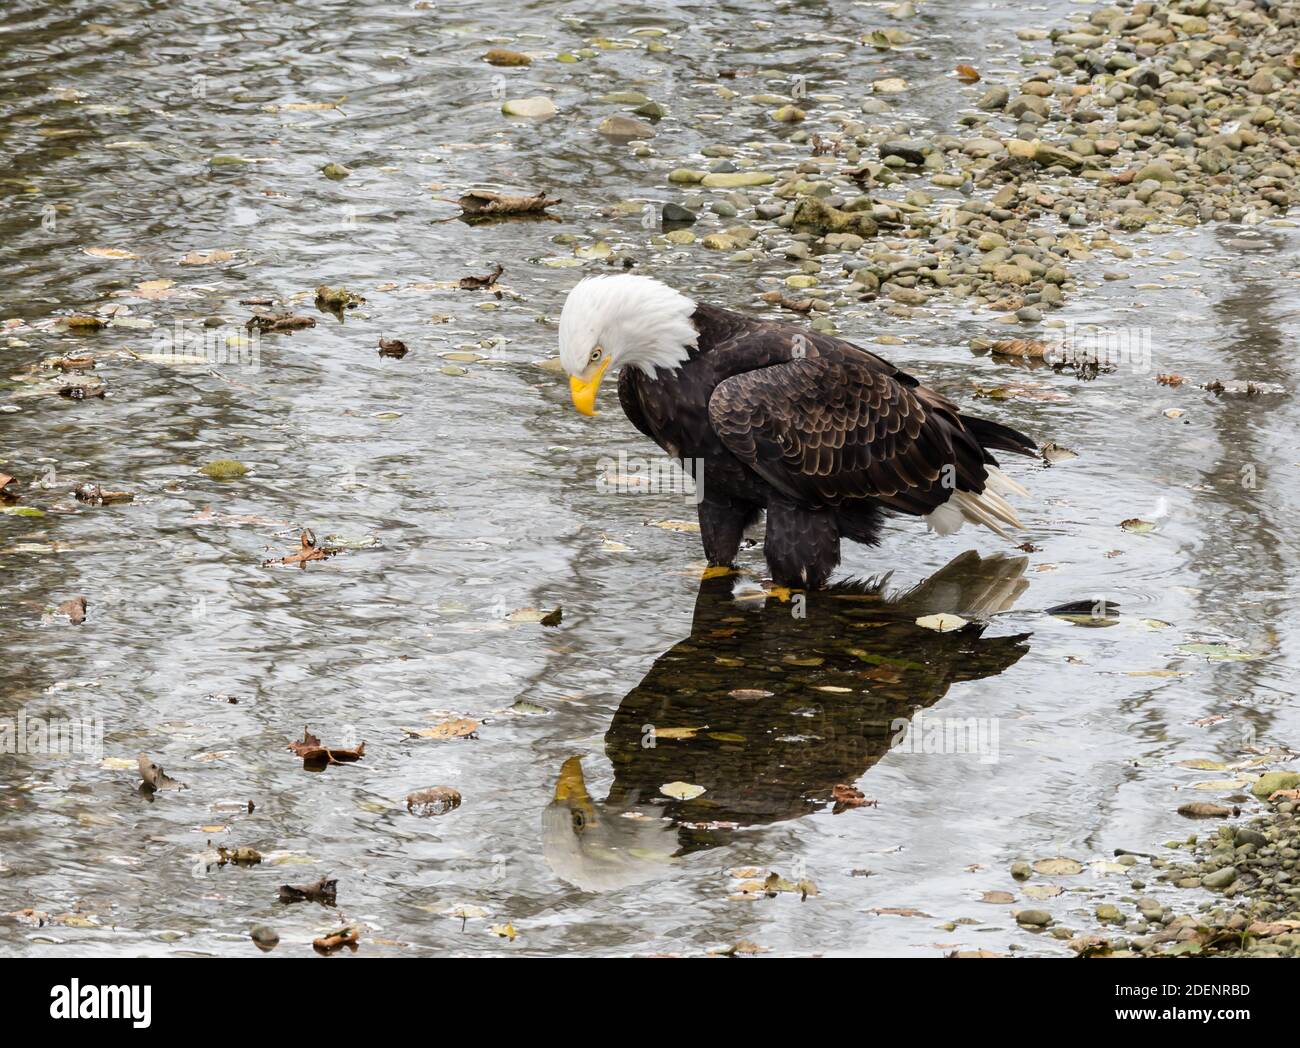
[553,756,592,805]
[569,356,611,416]
[553,756,597,828]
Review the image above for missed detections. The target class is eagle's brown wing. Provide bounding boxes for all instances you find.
[707,354,995,516]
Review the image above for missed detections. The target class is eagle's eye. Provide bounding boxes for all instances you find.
[589,348,603,363]
[572,811,586,831]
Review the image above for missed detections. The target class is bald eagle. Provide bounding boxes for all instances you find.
[559,274,1037,589]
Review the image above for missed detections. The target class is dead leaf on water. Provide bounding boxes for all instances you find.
[456,190,558,217]
[246,311,315,334]
[709,940,768,956]
[179,249,235,266]
[263,530,340,568]
[83,246,137,259]
[279,877,338,905]
[313,926,359,953]
[130,279,177,300]
[56,596,88,624]
[287,726,365,766]
[1041,442,1077,464]
[403,718,479,741]
[138,753,185,791]
[915,613,967,633]
[459,264,504,291]
[660,781,706,800]
[831,783,877,813]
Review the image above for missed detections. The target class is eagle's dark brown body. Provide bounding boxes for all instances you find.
[618,304,1036,588]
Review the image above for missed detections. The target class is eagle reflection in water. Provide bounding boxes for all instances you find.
[543,551,1033,892]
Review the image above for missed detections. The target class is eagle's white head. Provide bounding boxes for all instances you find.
[558,274,698,415]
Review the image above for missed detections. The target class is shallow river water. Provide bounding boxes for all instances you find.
[2,0,1299,956]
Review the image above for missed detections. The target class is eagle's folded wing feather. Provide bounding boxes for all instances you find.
[707,355,1006,524]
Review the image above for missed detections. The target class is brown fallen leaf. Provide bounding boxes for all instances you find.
[1268,788,1300,802]
[0,474,14,501]
[246,312,316,334]
[138,753,185,791]
[56,597,88,625]
[869,907,933,918]
[972,383,1069,403]
[128,278,177,301]
[1156,372,1185,386]
[179,249,235,265]
[403,718,480,741]
[831,783,877,813]
[955,63,980,83]
[313,926,359,953]
[74,482,134,506]
[459,264,504,291]
[710,940,769,956]
[539,606,563,627]
[5,908,51,926]
[42,355,95,371]
[288,726,365,765]
[263,530,339,568]
[456,191,559,217]
[378,337,408,358]
[279,877,338,906]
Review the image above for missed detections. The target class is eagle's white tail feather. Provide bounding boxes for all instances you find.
[923,466,1028,540]
[985,465,1028,499]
